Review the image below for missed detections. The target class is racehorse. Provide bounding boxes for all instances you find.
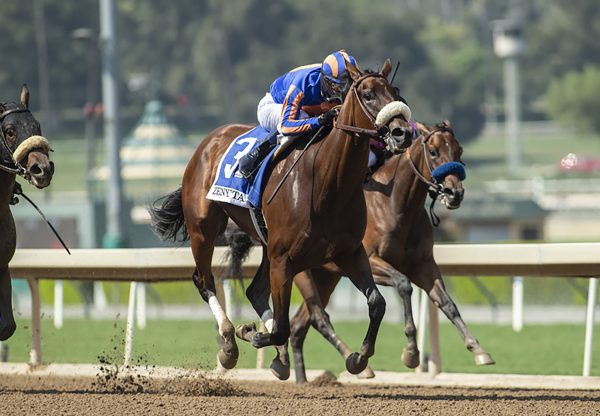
[150,59,413,374]
[0,85,54,340]
[228,121,494,382]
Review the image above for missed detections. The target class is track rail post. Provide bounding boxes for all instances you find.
[27,278,42,366]
[123,281,138,367]
[583,277,598,376]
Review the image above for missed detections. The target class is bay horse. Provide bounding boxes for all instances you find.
[150,59,413,374]
[228,121,494,382]
[0,85,54,340]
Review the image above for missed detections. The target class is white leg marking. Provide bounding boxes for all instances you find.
[209,295,227,337]
[261,310,274,333]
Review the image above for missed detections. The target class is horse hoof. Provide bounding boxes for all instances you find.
[345,352,368,375]
[474,352,495,366]
[357,367,375,379]
[401,347,420,369]
[270,358,290,381]
[235,322,257,342]
[217,343,239,370]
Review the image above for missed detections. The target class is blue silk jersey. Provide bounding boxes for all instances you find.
[269,63,324,136]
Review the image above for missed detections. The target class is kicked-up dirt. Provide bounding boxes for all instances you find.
[0,373,599,415]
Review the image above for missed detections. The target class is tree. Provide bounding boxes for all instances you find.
[544,65,600,132]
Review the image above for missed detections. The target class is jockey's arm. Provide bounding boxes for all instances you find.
[277,85,321,136]
[301,101,337,117]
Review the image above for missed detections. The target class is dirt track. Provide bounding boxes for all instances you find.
[1,373,599,416]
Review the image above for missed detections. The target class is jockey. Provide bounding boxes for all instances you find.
[238,50,358,179]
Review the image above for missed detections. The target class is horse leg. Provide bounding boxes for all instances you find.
[415,261,495,366]
[250,257,293,348]
[333,246,386,375]
[235,251,271,342]
[187,204,239,369]
[0,267,16,341]
[370,255,420,369]
[234,253,291,380]
[290,269,374,383]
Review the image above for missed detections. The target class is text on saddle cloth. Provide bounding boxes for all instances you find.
[207,125,279,209]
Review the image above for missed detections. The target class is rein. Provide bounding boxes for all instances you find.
[11,182,71,255]
[334,73,386,138]
[405,127,455,227]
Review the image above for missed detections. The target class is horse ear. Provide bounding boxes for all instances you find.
[20,84,30,108]
[442,119,453,129]
[416,122,431,136]
[345,59,361,82]
[381,58,393,79]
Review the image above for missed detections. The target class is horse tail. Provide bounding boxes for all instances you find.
[148,187,189,242]
[222,226,255,281]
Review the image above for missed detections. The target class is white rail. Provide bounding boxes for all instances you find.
[9,243,600,376]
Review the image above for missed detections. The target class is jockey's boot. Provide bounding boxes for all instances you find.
[238,132,278,179]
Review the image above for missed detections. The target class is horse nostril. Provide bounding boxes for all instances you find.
[29,164,42,176]
[444,188,464,201]
[49,161,55,174]
[391,127,404,138]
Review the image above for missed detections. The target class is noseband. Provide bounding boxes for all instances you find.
[406,127,464,190]
[0,106,49,180]
[406,127,465,226]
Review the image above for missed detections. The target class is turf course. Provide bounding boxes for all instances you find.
[3,319,598,376]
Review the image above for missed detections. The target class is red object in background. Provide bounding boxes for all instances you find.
[559,153,600,172]
[94,103,104,118]
[83,102,95,118]
[176,93,189,107]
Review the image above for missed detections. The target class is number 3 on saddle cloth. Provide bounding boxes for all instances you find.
[207,126,278,210]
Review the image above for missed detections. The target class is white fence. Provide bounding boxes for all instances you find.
[8,243,600,376]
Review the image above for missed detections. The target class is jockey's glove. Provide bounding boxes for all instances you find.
[317,109,337,126]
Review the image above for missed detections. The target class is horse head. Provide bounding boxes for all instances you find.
[415,120,465,209]
[336,58,413,154]
[0,85,54,188]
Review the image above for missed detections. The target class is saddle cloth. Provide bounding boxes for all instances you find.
[206,125,278,209]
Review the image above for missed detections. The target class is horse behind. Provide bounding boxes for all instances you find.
[0,85,54,340]
[150,59,414,375]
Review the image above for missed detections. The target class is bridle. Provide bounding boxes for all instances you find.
[406,126,463,226]
[0,105,32,176]
[334,73,399,140]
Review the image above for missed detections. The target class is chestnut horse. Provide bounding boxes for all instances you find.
[150,59,413,374]
[289,121,495,381]
[228,121,494,382]
[0,85,54,340]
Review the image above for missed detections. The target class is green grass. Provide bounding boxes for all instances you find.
[462,131,600,186]
[4,319,599,376]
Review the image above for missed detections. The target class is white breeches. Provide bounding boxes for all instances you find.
[256,93,309,140]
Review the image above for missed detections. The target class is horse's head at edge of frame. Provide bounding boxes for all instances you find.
[341,58,413,154]
[0,84,54,189]
[416,120,465,209]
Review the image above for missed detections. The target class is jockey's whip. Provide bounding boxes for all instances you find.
[12,182,71,254]
[266,125,326,205]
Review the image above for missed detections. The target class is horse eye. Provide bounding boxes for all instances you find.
[362,90,374,101]
[429,147,439,157]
